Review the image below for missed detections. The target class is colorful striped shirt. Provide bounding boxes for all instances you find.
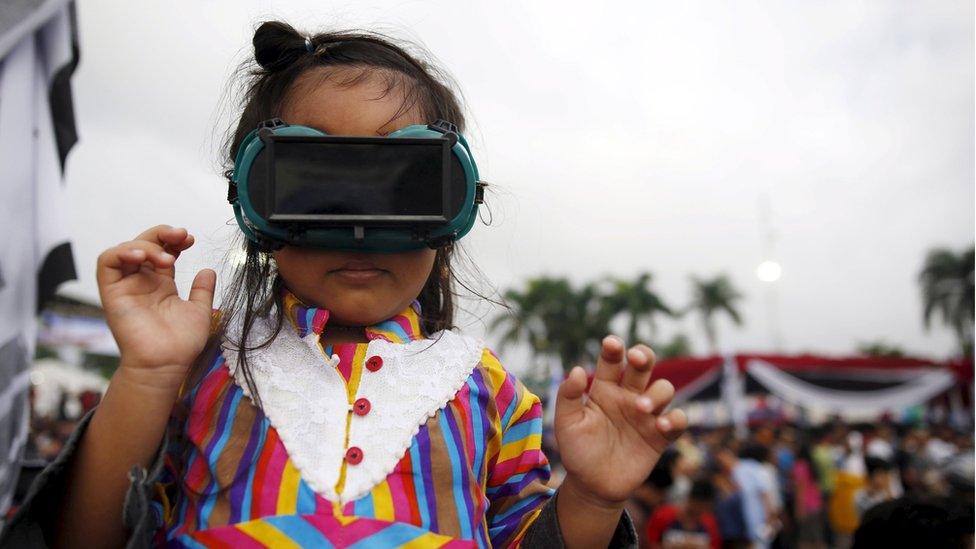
[151,291,553,547]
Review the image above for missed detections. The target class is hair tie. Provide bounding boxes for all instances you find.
[304,36,314,53]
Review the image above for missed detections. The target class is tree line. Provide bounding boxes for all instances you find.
[490,244,974,376]
[490,273,743,375]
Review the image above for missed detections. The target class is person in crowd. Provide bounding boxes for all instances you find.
[645,478,722,549]
[852,495,974,548]
[791,443,825,549]
[854,456,895,518]
[734,443,773,548]
[627,459,675,548]
[709,457,750,549]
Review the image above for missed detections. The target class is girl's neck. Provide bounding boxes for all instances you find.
[319,324,370,346]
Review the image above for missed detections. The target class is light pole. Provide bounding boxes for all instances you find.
[757,190,784,351]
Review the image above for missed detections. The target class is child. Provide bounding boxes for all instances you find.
[3,21,687,548]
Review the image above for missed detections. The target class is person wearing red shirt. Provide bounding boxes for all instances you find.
[646,478,722,549]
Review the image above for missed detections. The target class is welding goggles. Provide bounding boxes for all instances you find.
[228,118,485,252]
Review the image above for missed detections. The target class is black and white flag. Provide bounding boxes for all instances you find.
[0,0,79,514]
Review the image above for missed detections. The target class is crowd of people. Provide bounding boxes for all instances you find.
[14,384,976,547]
[615,418,974,549]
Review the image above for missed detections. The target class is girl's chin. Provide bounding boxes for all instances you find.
[326,303,402,327]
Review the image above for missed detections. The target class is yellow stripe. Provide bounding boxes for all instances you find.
[335,410,353,495]
[332,502,358,526]
[236,520,302,549]
[372,482,395,521]
[276,459,301,514]
[406,310,422,340]
[499,434,543,462]
[510,507,545,544]
[346,345,367,402]
[399,531,456,548]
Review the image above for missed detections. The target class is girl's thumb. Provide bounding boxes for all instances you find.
[556,366,588,416]
[189,269,216,308]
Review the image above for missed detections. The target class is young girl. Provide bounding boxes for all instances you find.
[4,21,686,548]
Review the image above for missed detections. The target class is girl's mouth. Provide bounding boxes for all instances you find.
[330,261,387,283]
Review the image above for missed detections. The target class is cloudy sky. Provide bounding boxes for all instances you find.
[57,0,973,363]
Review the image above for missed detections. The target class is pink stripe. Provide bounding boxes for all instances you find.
[307,515,389,546]
[333,344,356,384]
[514,404,542,422]
[186,366,229,444]
[256,437,289,513]
[395,316,413,336]
[488,450,548,484]
[311,309,329,335]
[386,466,412,521]
[191,524,267,549]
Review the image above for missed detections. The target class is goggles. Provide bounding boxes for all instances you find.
[228,118,485,252]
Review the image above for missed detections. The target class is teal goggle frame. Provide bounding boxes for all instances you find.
[228,119,485,252]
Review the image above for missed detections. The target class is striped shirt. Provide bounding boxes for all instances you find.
[152,291,553,547]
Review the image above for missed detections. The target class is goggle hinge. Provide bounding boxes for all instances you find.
[475,181,488,205]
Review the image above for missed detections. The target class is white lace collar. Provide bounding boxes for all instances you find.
[221,313,484,503]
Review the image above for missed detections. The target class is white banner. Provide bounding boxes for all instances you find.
[745,359,956,414]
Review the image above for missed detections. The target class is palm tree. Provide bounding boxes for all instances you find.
[605,272,675,344]
[919,246,974,357]
[688,274,744,354]
[857,340,907,358]
[655,333,693,359]
[490,276,614,373]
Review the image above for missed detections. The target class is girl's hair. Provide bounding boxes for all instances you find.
[200,21,470,406]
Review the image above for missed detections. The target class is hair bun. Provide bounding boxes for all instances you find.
[253,21,307,72]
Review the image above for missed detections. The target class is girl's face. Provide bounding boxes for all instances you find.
[273,68,436,328]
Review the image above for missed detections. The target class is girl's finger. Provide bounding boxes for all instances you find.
[162,233,195,259]
[556,366,588,418]
[99,241,176,283]
[592,335,626,382]
[620,344,655,393]
[118,241,175,269]
[644,378,675,415]
[655,408,688,442]
[134,224,186,248]
[188,269,217,309]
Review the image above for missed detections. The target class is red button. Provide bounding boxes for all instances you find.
[345,446,363,465]
[353,398,371,416]
[366,356,383,372]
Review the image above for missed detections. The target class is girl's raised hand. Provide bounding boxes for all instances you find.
[96,225,216,391]
[554,335,688,508]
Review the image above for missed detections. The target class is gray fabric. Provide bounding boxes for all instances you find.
[0,0,71,60]
[522,490,638,548]
[0,409,166,549]
[0,336,31,516]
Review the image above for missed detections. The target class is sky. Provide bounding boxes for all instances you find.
[56,0,974,365]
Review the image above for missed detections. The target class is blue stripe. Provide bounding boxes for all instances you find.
[238,416,269,521]
[198,389,243,525]
[495,492,544,522]
[438,412,472,539]
[296,480,317,513]
[373,318,409,342]
[354,492,375,517]
[467,377,486,478]
[501,418,538,444]
[500,389,520,429]
[347,523,424,549]
[486,472,527,495]
[265,515,334,548]
[408,440,431,528]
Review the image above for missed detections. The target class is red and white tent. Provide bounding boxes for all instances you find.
[648,353,973,426]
